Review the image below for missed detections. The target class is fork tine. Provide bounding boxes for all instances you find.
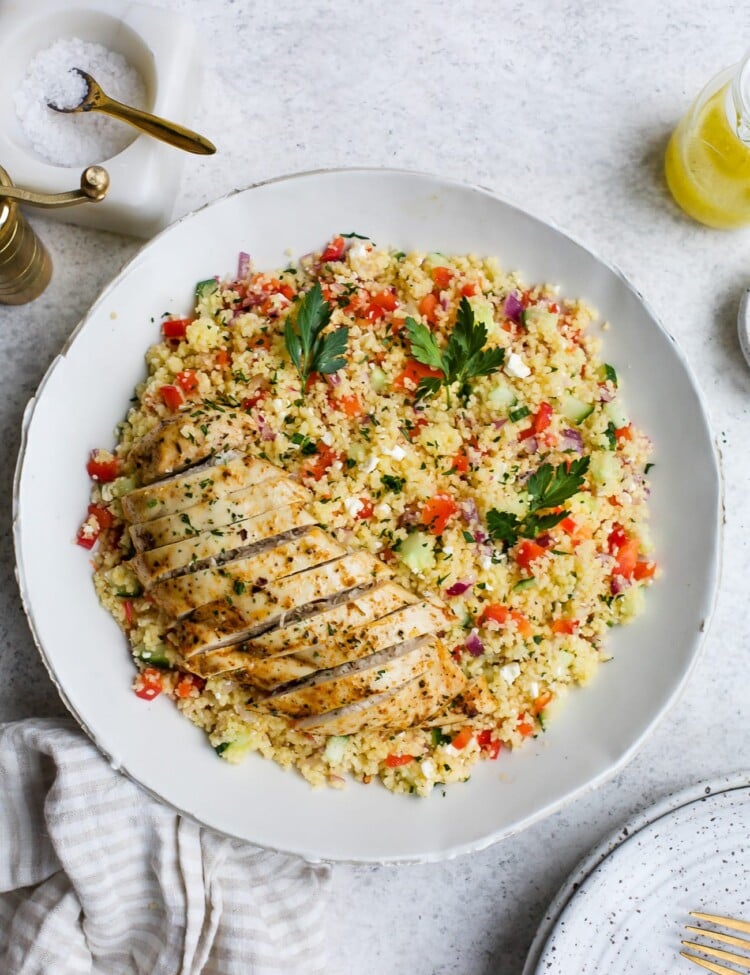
[682,940,750,969]
[686,924,750,952]
[691,913,750,936]
[680,951,739,974]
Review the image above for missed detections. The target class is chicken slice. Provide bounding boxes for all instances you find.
[294,641,466,735]
[129,502,316,587]
[130,409,256,485]
[121,454,279,524]
[422,675,497,727]
[225,582,419,662]
[149,527,344,617]
[130,476,309,552]
[255,636,433,718]
[170,552,388,658]
[184,649,318,686]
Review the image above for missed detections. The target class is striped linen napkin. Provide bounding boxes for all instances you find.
[0,719,330,975]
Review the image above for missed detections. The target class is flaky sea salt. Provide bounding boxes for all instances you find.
[14,37,147,167]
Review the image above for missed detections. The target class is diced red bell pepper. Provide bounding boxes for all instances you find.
[370,290,399,311]
[461,282,479,297]
[418,292,439,324]
[332,394,363,417]
[384,753,413,768]
[242,389,267,410]
[520,402,553,440]
[86,450,120,483]
[515,540,546,571]
[517,717,535,737]
[533,690,553,714]
[451,726,473,750]
[479,604,533,638]
[615,424,634,443]
[175,369,198,393]
[633,560,656,581]
[214,349,231,368]
[608,523,628,552]
[451,451,469,474]
[551,618,578,635]
[134,667,163,701]
[431,266,453,290]
[614,537,639,579]
[162,318,191,339]
[321,236,346,262]
[393,359,443,393]
[123,599,134,627]
[421,494,458,535]
[356,498,374,520]
[301,444,341,481]
[159,384,184,411]
[476,729,502,759]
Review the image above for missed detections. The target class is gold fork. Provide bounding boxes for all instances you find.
[681,912,750,973]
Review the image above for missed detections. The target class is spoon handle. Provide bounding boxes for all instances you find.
[94,96,216,155]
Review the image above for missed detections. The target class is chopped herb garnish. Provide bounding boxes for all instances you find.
[283,282,349,392]
[487,457,590,548]
[404,296,505,406]
[381,474,405,493]
[509,405,531,422]
[603,363,618,385]
[462,530,475,544]
[431,729,452,747]
[341,231,370,239]
[605,421,617,451]
[645,463,654,474]
[233,579,246,595]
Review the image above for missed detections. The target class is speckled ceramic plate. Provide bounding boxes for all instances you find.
[13,169,722,862]
[524,774,750,974]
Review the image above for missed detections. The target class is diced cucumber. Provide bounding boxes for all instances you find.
[214,731,254,762]
[509,404,531,422]
[523,306,559,341]
[468,296,495,330]
[560,394,594,425]
[487,380,517,412]
[370,366,387,393]
[589,451,621,493]
[134,643,170,668]
[422,252,447,270]
[323,735,349,764]
[399,531,436,573]
[604,399,629,429]
[513,578,536,592]
[599,363,618,386]
[195,278,218,299]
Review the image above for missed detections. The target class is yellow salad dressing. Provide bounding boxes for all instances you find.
[665,54,750,229]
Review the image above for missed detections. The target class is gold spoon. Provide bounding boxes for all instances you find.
[48,68,216,155]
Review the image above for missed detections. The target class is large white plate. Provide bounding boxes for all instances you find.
[523,774,750,974]
[13,169,721,863]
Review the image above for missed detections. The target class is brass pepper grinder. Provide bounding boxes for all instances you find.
[0,165,109,305]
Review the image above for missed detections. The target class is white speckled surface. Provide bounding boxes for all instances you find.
[1,1,748,971]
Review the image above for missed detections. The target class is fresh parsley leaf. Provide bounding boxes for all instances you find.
[486,510,522,547]
[527,457,590,512]
[487,458,590,548]
[404,297,504,405]
[605,421,617,451]
[603,363,618,386]
[283,283,349,390]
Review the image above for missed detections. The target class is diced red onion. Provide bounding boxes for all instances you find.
[598,385,615,403]
[610,575,627,595]
[536,533,552,548]
[446,577,475,597]
[254,413,276,441]
[504,291,523,323]
[560,428,584,454]
[492,418,507,429]
[464,628,485,656]
[439,295,450,311]
[460,498,480,524]
[474,529,488,545]
[324,372,342,387]
[237,251,251,280]
[520,435,539,454]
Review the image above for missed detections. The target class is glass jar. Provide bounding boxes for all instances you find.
[665,48,750,228]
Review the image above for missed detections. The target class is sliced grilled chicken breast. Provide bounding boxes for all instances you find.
[234,582,418,661]
[294,641,466,736]
[256,636,433,718]
[121,454,279,524]
[129,502,316,587]
[170,552,388,658]
[129,476,309,552]
[130,410,256,485]
[149,528,344,617]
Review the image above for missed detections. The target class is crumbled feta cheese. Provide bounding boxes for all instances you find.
[420,759,436,778]
[500,662,521,684]
[480,554,493,570]
[505,352,531,379]
[344,497,364,518]
[442,546,453,556]
[364,455,380,474]
[528,681,539,699]
[385,444,406,461]
[321,431,334,446]
[373,502,391,519]
[349,241,370,259]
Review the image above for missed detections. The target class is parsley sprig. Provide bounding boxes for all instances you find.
[487,457,590,548]
[405,296,505,406]
[284,282,349,392]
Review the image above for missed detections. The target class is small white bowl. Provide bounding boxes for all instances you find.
[0,0,203,237]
